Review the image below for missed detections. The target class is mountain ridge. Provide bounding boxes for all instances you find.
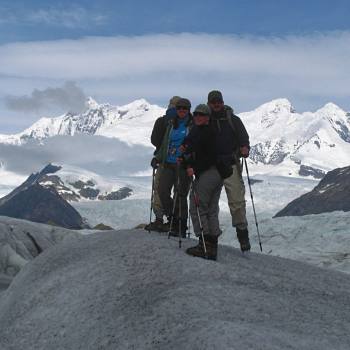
[1,97,349,177]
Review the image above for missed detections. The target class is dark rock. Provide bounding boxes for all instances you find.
[79,187,100,199]
[70,180,95,190]
[39,163,62,176]
[0,183,84,229]
[39,175,80,201]
[93,223,114,230]
[98,187,133,200]
[249,178,263,185]
[0,163,62,206]
[298,165,326,179]
[275,165,350,217]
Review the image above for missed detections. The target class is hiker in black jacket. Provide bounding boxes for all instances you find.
[145,96,181,232]
[207,90,251,252]
[181,104,224,260]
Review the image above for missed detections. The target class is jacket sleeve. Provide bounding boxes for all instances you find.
[232,115,250,148]
[151,117,165,149]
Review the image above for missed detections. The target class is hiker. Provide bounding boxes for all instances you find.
[207,90,251,252]
[157,98,192,237]
[181,104,224,260]
[146,96,181,232]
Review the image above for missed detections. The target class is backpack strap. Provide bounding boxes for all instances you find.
[226,109,236,135]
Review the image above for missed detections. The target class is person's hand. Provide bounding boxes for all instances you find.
[176,157,183,165]
[150,157,159,169]
[240,146,249,158]
[187,168,194,177]
[179,144,187,153]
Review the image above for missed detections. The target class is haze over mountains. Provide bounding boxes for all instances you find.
[0,97,350,178]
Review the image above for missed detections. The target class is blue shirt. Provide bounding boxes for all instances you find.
[166,118,188,164]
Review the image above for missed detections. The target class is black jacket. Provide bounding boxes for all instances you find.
[182,125,217,177]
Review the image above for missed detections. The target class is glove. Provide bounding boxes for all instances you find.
[187,168,194,177]
[240,146,249,158]
[150,157,159,169]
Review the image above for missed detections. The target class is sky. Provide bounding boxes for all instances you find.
[0,0,350,133]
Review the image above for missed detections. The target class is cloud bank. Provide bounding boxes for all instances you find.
[5,81,87,114]
[0,135,152,176]
[0,32,349,132]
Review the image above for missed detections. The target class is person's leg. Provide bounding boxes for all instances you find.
[223,165,248,230]
[158,165,176,219]
[152,165,164,221]
[177,168,191,233]
[207,171,224,238]
[223,164,250,251]
[186,167,222,260]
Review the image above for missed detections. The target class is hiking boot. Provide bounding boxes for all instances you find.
[205,235,218,260]
[236,228,251,252]
[186,236,204,257]
[145,219,165,232]
[186,235,218,260]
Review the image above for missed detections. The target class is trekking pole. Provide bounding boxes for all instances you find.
[148,167,156,233]
[244,158,263,252]
[177,163,182,248]
[191,178,207,257]
[168,189,178,239]
[187,182,192,238]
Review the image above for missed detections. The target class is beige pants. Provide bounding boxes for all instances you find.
[223,164,248,230]
[153,166,164,220]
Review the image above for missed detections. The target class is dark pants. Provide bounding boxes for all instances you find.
[159,163,190,223]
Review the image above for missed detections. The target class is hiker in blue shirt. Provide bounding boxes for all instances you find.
[156,98,192,237]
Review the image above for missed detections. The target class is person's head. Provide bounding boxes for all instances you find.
[207,90,224,113]
[175,98,191,119]
[168,96,182,109]
[193,104,210,126]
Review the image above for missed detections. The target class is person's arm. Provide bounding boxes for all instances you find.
[233,115,250,157]
[151,117,165,149]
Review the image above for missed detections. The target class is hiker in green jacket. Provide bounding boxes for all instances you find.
[156,98,192,237]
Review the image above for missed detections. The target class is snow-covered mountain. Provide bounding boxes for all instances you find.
[242,99,350,176]
[0,98,165,147]
[1,97,350,177]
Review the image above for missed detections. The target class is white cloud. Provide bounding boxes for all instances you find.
[0,32,349,132]
[0,5,107,28]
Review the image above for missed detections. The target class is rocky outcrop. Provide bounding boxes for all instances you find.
[0,183,85,229]
[0,217,80,288]
[0,163,62,206]
[275,165,350,217]
[98,187,132,200]
[298,165,325,179]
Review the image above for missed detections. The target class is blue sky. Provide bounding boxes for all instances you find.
[1,0,350,42]
[0,0,350,132]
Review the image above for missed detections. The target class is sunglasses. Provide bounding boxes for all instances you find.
[176,106,189,111]
[194,112,209,117]
[209,99,223,104]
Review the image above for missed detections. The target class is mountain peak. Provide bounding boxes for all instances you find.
[317,102,344,114]
[86,97,100,110]
[256,98,295,114]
